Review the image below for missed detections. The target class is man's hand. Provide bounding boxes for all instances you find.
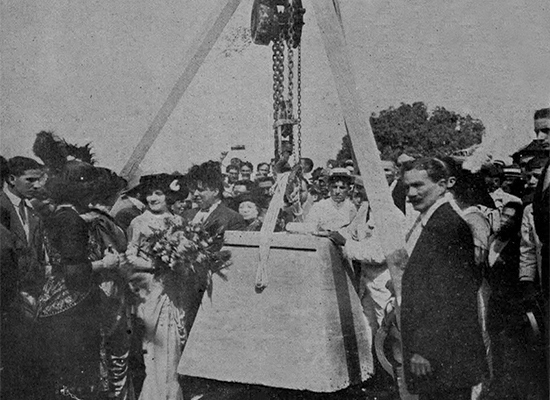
[410,353,432,376]
[328,231,346,246]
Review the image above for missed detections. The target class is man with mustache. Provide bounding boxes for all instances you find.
[401,158,486,400]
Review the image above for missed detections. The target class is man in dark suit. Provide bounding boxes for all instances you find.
[184,160,246,235]
[401,158,486,400]
[1,156,46,398]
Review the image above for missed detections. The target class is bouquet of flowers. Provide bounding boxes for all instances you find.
[146,218,232,297]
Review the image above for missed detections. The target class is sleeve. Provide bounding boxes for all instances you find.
[125,218,152,270]
[304,202,322,230]
[343,229,386,264]
[519,206,538,282]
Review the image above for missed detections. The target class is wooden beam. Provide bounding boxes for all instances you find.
[311,0,407,304]
[120,0,243,180]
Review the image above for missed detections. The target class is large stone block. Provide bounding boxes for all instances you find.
[178,231,372,392]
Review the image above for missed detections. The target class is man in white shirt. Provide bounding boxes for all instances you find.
[305,168,357,232]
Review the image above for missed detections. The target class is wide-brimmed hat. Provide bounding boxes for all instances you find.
[132,173,189,202]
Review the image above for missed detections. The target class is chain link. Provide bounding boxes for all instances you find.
[296,42,302,160]
[272,31,285,158]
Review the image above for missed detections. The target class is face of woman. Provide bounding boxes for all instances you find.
[239,201,258,221]
[146,189,168,213]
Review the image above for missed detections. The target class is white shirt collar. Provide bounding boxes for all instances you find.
[3,183,28,208]
[420,196,448,227]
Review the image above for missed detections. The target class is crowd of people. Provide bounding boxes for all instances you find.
[0,107,548,400]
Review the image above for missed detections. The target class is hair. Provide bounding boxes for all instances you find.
[402,157,451,183]
[137,174,182,207]
[480,163,504,180]
[327,174,353,186]
[451,170,495,208]
[1,156,9,183]
[257,162,270,171]
[240,161,253,172]
[226,164,239,173]
[256,176,275,186]
[300,157,314,173]
[6,156,43,178]
[187,160,224,199]
[46,160,99,206]
[534,108,550,120]
[86,167,127,206]
[526,155,549,171]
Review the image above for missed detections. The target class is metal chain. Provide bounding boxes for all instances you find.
[287,1,296,163]
[296,42,302,160]
[272,33,285,158]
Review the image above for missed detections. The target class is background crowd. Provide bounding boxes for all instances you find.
[1,108,548,400]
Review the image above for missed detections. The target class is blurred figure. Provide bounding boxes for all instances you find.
[381,160,397,189]
[534,107,550,145]
[256,162,270,179]
[236,194,264,231]
[299,157,314,184]
[481,163,522,233]
[240,161,253,182]
[522,155,549,204]
[305,168,357,232]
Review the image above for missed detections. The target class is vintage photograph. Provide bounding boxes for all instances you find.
[1,0,549,399]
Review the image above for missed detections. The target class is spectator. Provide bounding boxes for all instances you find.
[305,168,357,232]
[299,157,314,184]
[236,194,264,231]
[256,162,270,179]
[240,161,253,181]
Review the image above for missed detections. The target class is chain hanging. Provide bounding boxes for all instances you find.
[287,1,297,164]
[272,29,285,158]
[296,42,302,160]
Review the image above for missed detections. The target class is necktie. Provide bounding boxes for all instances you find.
[18,199,27,226]
[405,214,422,243]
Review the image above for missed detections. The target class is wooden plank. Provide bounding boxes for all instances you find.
[120,0,243,180]
[311,0,407,304]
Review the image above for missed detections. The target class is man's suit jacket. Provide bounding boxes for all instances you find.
[0,191,45,301]
[401,203,486,394]
[183,202,246,235]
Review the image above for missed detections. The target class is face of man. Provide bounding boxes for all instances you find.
[257,164,269,177]
[7,169,45,199]
[526,166,543,190]
[403,169,447,213]
[329,180,350,204]
[534,117,550,144]
[351,186,367,209]
[240,166,252,180]
[227,168,239,183]
[381,161,397,185]
[193,181,219,211]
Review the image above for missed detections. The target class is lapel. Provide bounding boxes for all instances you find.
[407,204,449,269]
[204,203,223,230]
[0,191,27,244]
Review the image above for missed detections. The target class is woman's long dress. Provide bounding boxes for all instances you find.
[81,209,134,399]
[126,210,186,400]
[37,205,101,399]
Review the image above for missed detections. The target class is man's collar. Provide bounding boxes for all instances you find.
[199,200,221,213]
[420,196,448,226]
[3,183,27,208]
[330,197,349,209]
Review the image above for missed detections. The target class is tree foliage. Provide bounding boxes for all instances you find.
[336,102,484,162]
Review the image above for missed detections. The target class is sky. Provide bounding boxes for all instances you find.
[1,0,549,175]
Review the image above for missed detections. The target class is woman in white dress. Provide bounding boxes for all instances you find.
[125,174,188,400]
